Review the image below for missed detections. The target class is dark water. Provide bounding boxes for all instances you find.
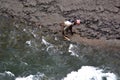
[0,15,120,80]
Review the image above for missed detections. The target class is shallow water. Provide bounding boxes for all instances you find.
[0,15,120,80]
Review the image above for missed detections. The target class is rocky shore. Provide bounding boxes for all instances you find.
[0,0,120,49]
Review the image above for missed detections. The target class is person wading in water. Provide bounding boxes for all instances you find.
[60,19,80,37]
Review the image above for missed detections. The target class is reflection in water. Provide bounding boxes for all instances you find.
[0,15,119,80]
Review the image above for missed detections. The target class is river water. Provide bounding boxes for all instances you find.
[0,15,120,80]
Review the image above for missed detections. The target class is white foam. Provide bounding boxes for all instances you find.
[55,37,58,41]
[62,66,117,80]
[31,32,37,38]
[68,44,79,57]
[15,72,46,80]
[26,40,32,47]
[46,45,54,51]
[0,71,15,79]
[42,36,51,46]
[16,75,33,80]
[23,29,26,32]
[42,36,56,52]
[5,71,15,77]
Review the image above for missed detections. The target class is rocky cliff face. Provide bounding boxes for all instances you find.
[0,0,120,39]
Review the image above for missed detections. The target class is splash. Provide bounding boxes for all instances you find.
[26,40,32,46]
[0,71,15,80]
[42,36,52,46]
[62,66,117,80]
[16,75,33,80]
[68,44,79,57]
[42,36,54,52]
[5,71,15,77]
[16,72,47,80]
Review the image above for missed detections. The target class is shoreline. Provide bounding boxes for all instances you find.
[69,34,120,51]
[0,0,120,51]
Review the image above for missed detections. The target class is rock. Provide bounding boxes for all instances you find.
[29,15,39,22]
[113,0,120,8]
[101,28,111,33]
[47,6,57,13]
[104,5,119,13]
[0,0,120,40]
[23,0,37,7]
[96,6,104,12]
[89,25,98,30]
[38,13,64,26]
[23,7,37,14]
[36,0,54,4]
[0,0,23,15]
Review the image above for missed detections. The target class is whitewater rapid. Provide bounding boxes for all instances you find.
[15,66,117,80]
[1,66,116,80]
[62,66,117,80]
[0,66,117,80]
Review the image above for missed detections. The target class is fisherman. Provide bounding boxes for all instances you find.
[60,19,80,36]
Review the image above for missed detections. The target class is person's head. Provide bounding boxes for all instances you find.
[75,19,81,25]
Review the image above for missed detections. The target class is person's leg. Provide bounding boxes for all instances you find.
[60,23,66,36]
[62,30,65,36]
[69,26,73,35]
[64,26,69,36]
